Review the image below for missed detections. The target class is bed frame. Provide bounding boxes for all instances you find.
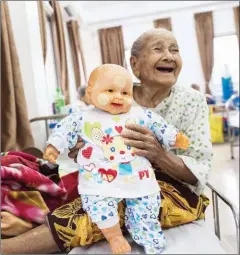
[30,115,239,251]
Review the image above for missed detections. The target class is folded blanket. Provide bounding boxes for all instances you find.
[1,211,34,237]
[1,152,67,224]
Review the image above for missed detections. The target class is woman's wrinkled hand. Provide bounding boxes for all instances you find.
[68,138,85,163]
[121,123,166,168]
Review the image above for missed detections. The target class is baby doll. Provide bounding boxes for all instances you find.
[43,64,189,254]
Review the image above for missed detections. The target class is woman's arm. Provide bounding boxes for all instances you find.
[156,149,198,185]
[122,94,213,194]
[121,124,198,185]
[1,223,58,254]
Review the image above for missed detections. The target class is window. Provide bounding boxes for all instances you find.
[210,35,239,97]
[124,49,140,84]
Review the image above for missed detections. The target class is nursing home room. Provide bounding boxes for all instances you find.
[1,1,239,254]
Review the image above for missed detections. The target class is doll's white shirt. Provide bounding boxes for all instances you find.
[47,107,179,198]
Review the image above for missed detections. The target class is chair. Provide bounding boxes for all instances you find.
[224,93,240,159]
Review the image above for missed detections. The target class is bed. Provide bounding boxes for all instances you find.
[30,114,239,254]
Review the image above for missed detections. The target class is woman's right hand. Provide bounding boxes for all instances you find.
[68,138,85,163]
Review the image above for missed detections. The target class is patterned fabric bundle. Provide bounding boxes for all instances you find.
[1,152,67,224]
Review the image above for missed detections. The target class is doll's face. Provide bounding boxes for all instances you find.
[89,65,133,114]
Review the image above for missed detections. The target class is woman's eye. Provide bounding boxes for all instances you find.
[154,48,161,51]
[171,49,179,53]
[107,89,113,93]
[122,92,128,95]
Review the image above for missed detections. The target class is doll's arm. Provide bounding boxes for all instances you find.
[43,112,83,163]
[143,109,189,150]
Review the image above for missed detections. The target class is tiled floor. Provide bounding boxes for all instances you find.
[57,142,239,254]
[204,143,239,254]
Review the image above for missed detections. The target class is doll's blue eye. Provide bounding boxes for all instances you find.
[127,145,131,150]
[110,147,115,152]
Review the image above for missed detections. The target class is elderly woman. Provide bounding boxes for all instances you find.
[1,28,225,254]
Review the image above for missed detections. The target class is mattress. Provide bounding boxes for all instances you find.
[68,220,226,254]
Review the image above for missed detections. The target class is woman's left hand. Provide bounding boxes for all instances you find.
[121,123,166,168]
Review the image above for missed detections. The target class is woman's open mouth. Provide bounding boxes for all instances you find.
[111,103,123,108]
[156,67,174,73]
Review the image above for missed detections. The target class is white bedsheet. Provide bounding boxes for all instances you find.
[69,220,225,254]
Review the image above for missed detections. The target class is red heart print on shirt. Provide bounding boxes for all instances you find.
[115,126,123,134]
[98,168,117,183]
[82,147,93,159]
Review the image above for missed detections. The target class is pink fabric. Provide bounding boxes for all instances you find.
[1,155,40,172]
[1,153,67,223]
[3,151,38,162]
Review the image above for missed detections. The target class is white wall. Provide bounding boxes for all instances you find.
[213,8,236,37]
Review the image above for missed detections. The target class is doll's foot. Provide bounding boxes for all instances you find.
[109,235,131,254]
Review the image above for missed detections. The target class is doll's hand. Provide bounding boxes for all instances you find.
[174,132,190,150]
[43,145,59,163]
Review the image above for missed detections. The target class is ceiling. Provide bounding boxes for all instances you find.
[61,1,239,26]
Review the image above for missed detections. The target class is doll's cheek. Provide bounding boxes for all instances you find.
[126,97,133,106]
[97,93,110,105]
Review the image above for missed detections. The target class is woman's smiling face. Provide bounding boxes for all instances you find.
[131,29,182,88]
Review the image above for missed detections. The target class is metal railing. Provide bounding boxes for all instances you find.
[207,183,239,251]
[30,114,67,140]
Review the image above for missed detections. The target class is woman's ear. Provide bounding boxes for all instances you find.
[130,56,140,78]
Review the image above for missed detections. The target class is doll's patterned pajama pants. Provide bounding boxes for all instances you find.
[81,192,166,254]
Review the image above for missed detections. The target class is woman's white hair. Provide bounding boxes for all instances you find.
[131,28,173,57]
